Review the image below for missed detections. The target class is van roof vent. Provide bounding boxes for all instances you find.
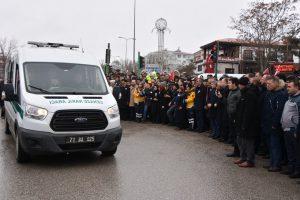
[28,41,79,50]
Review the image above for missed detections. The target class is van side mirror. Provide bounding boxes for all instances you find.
[3,84,16,102]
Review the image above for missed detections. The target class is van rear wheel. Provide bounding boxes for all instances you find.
[101,148,117,157]
[16,130,30,163]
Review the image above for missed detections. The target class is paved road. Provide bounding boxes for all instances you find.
[0,120,299,200]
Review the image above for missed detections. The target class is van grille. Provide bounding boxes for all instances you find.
[50,110,108,132]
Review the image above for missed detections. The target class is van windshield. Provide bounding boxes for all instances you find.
[24,62,108,95]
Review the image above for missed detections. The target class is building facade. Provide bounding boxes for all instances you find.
[195,38,300,74]
[145,48,193,72]
[193,49,204,74]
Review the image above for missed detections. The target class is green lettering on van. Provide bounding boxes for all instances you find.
[10,101,24,119]
[49,100,66,104]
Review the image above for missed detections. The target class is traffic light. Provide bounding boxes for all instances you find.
[139,55,145,69]
[105,43,111,65]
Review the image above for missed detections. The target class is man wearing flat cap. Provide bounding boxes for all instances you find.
[234,77,260,168]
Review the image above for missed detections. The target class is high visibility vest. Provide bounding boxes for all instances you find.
[186,91,195,109]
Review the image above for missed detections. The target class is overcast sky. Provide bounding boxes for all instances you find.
[0,0,299,62]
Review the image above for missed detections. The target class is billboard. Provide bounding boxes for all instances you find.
[145,64,162,73]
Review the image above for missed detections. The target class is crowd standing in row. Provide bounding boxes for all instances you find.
[109,70,300,184]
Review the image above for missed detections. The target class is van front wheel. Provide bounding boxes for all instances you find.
[15,130,30,163]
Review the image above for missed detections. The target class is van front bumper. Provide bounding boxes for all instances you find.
[18,127,122,155]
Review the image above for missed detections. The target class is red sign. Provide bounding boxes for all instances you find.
[218,57,240,62]
[274,65,295,72]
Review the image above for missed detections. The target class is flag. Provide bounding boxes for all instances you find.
[169,71,175,81]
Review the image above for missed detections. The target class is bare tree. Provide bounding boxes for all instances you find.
[285,36,300,64]
[0,38,17,67]
[178,63,196,77]
[231,0,300,71]
[111,59,127,71]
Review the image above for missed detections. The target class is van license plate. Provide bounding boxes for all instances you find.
[65,136,95,144]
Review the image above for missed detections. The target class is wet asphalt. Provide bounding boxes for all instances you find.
[0,120,299,200]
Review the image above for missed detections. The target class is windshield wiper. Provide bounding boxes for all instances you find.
[28,85,52,94]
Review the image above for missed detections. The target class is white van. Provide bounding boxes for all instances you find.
[3,42,122,163]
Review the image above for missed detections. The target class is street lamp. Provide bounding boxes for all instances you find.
[133,0,136,73]
[118,36,134,71]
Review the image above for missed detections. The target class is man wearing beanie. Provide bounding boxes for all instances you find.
[234,77,260,167]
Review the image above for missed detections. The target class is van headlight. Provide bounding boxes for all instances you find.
[107,105,119,119]
[25,104,48,120]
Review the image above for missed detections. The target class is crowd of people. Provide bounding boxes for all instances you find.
[109,70,300,184]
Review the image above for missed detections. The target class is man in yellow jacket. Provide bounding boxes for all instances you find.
[129,80,136,121]
[186,83,196,131]
[133,83,145,122]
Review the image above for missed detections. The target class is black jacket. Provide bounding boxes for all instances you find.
[207,88,219,119]
[194,84,207,111]
[236,87,260,138]
[119,86,130,108]
[262,89,288,129]
[142,88,153,105]
[113,86,121,103]
[158,89,169,109]
[217,87,229,123]
[227,88,241,119]
[151,89,159,104]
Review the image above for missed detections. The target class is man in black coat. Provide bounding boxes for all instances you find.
[174,86,187,130]
[150,85,160,123]
[257,75,269,157]
[112,81,122,107]
[167,84,179,126]
[218,78,229,142]
[119,80,131,120]
[262,76,288,172]
[194,78,207,133]
[142,83,153,121]
[158,84,170,124]
[234,77,260,168]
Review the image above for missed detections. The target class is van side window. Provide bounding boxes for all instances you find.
[15,64,20,103]
[7,61,14,84]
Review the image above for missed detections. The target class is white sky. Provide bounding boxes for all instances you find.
[0,0,299,62]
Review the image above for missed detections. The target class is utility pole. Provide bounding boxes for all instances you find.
[125,39,128,71]
[137,51,140,77]
[133,0,136,73]
[215,41,220,78]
